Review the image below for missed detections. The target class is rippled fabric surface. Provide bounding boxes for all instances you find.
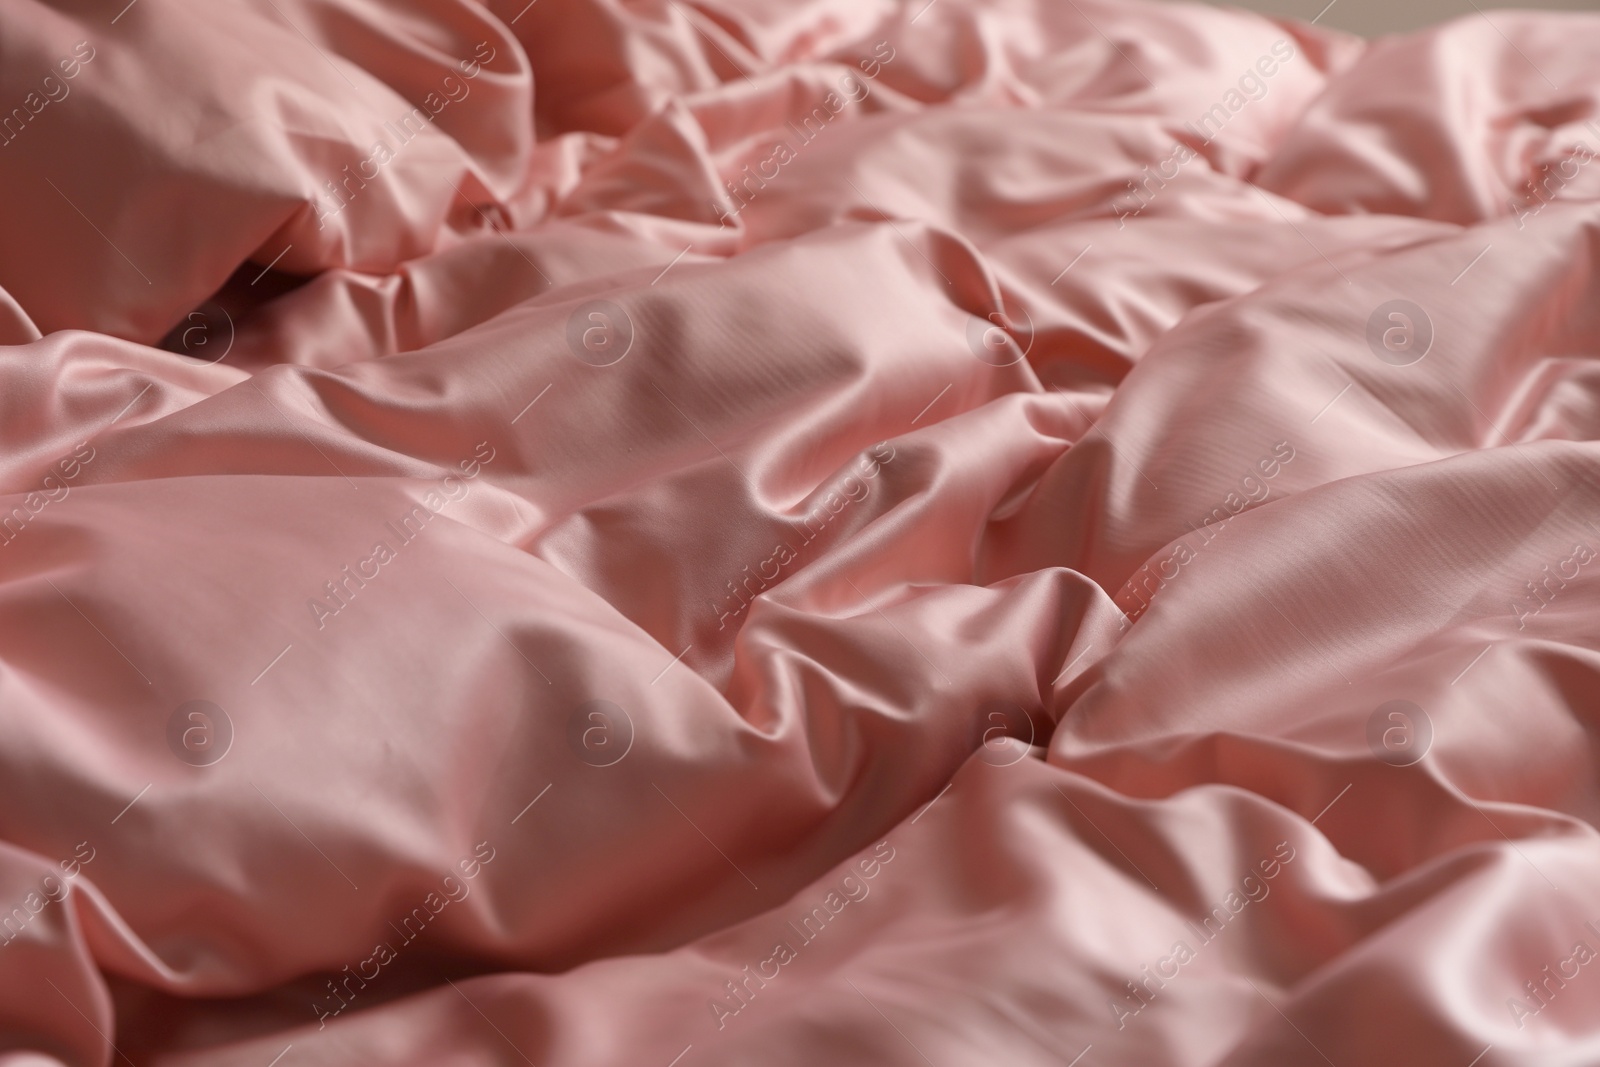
[2,0,1600,1064]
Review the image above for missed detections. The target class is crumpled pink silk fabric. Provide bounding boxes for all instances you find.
[2,0,1600,1063]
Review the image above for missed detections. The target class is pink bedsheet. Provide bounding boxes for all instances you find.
[2,0,1600,1063]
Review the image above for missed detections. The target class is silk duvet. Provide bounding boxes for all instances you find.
[2,0,1600,1063]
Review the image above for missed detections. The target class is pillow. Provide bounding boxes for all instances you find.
[0,0,533,343]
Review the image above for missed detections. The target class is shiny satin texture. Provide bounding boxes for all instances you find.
[1,0,1599,1063]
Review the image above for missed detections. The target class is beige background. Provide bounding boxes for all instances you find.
[1182,0,1599,37]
